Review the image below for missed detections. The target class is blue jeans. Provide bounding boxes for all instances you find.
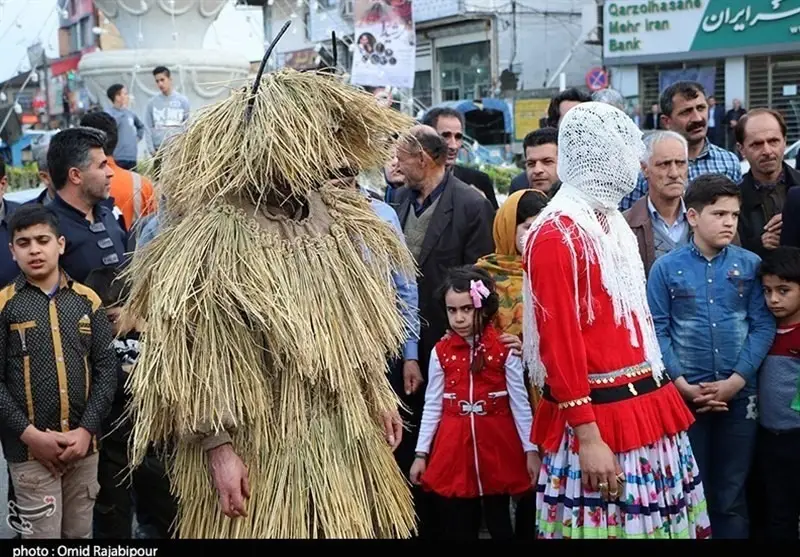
[687,394,758,539]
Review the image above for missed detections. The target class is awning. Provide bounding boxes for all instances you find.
[50,54,82,77]
[426,98,513,133]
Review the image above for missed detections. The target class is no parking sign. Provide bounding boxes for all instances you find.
[585,67,609,91]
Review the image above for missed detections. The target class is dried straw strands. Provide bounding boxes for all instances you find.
[153,68,414,215]
[120,69,420,538]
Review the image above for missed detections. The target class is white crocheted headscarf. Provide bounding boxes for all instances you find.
[521,101,665,388]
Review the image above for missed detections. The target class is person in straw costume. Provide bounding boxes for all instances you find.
[118,25,420,539]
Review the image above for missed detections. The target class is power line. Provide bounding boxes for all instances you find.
[0,0,65,80]
[0,0,40,46]
[0,0,66,135]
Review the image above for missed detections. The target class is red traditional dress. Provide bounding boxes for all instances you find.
[524,216,712,539]
[415,323,534,499]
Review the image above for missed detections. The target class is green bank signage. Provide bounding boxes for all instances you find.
[603,0,800,60]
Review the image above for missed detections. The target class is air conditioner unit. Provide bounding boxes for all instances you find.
[340,0,354,18]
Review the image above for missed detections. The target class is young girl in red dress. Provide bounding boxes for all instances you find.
[409,265,539,540]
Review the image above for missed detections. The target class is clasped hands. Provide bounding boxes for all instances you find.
[675,374,746,414]
[20,425,92,478]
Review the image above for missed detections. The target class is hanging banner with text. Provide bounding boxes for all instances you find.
[350,0,416,89]
[603,0,800,60]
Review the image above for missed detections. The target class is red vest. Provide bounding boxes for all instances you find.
[421,324,533,499]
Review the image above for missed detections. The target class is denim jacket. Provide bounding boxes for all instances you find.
[647,239,776,396]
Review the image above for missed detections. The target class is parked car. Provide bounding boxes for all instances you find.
[740,139,799,174]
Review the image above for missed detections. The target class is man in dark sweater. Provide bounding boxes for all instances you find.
[84,267,178,539]
[422,107,498,210]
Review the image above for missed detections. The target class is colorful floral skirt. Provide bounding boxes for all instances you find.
[535,426,712,539]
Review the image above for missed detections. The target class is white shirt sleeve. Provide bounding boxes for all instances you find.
[506,352,537,453]
[415,349,445,454]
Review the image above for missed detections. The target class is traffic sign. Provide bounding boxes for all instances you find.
[585,67,608,91]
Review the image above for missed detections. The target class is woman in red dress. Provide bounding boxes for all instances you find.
[410,266,538,540]
[521,102,712,539]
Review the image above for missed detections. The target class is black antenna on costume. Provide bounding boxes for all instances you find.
[245,20,292,124]
[331,31,338,69]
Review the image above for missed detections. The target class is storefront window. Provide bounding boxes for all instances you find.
[437,41,491,101]
[67,17,93,54]
[413,70,432,110]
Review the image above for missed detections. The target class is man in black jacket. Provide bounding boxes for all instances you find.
[509,127,561,196]
[0,159,20,287]
[785,147,800,247]
[422,107,499,210]
[782,187,800,248]
[734,108,799,256]
[388,125,494,538]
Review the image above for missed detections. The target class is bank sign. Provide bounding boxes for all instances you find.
[603,0,800,60]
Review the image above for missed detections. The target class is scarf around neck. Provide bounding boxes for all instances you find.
[476,190,532,336]
[476,253,524,337]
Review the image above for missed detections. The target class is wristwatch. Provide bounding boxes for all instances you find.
[414,452,428,461]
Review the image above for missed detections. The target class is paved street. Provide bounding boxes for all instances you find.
[0,446,14,538]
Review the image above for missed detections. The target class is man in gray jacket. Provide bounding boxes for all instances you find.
[105,84,145,171]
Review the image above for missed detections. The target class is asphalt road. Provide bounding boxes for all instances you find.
[0,445,15,539]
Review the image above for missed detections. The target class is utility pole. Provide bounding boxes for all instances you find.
[0,69,37,135]
[509,0,517,71]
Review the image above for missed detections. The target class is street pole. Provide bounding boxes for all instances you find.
[545,27,593,89]
[0,70,36,136]
[42,62,50,128]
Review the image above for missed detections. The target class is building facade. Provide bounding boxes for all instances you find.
[604,0,800,144]
[244,0,601,114]
[49,0,123,126]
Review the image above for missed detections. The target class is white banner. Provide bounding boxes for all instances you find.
[350,0,416,90]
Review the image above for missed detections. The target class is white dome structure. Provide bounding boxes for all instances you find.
[79,0,251,122]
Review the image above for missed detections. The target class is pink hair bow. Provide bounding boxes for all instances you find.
[470,279,490,308]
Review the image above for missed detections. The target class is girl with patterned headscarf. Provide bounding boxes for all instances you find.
[477,188,548,415]
[475,188,548,538]
[476,189,549,338]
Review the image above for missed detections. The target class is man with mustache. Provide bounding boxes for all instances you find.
[624,130,691,277]
[620,81,741,210]
[734,108,800,257]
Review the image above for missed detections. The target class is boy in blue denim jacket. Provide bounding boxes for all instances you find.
[647,173,776,539]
